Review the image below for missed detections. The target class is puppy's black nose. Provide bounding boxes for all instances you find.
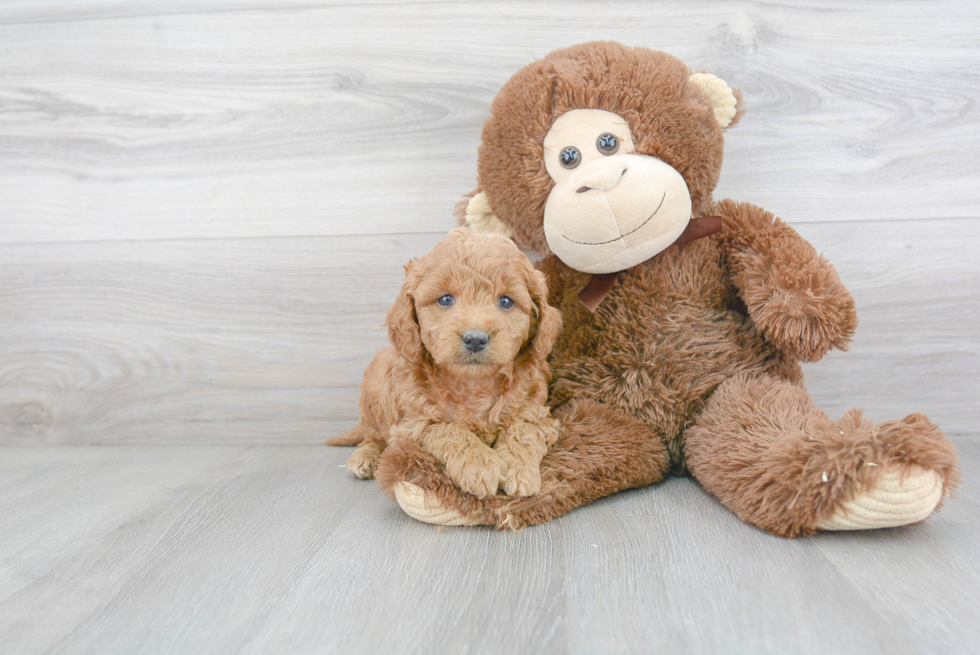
[462,330,490,353]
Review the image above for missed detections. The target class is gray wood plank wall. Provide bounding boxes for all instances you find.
[1,0,978,444]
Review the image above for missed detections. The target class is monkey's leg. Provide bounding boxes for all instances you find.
[345,427,386,479]
[684,371,959,537]
[374,399,670,529]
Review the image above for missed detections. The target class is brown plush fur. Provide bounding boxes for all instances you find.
[685,373,959,537]
[380,42,959,536]
[376,397,670,528]
[330,228,563,498]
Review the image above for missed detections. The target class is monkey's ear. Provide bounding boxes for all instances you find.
[689,73,740,128]
[459,191,513,237]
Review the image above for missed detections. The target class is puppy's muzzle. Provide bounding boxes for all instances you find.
[462,330,490,353]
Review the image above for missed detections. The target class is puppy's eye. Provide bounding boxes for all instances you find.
[497,296,515,310]
[559,147,581,169]
[437,294,455,308]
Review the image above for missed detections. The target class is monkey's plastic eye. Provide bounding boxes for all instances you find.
[497,296,515,310]
[596,133,620,155]
[437,294,455,307]
[559,147,581,169]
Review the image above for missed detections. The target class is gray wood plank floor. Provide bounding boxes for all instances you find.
[1,440,978,654]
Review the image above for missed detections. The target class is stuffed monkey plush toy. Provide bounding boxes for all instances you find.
[373,41,959,537]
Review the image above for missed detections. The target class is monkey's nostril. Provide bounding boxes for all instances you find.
[576,186,590,194]
[462,330,490,353]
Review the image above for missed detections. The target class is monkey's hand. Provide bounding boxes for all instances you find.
[715,200,857,362]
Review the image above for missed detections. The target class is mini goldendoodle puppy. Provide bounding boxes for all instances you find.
[328,227,563,498]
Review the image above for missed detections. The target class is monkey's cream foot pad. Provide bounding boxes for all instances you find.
[393,481,482,526]
[817,466,944,531]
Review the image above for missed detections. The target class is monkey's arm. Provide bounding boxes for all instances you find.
[714,199,857,362]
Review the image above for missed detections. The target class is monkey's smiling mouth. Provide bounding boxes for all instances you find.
[562,192,667,246]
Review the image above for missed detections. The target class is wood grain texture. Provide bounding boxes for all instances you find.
[1,1,978,243]
[1,441,978,654]
[796,219,980,437]
[0,232,443,444]
[0,219,976,445]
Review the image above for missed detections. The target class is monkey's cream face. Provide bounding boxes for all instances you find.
[542,109,693,274]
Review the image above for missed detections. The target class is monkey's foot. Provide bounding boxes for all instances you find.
[817,465,944,531]
[393,482,482,527]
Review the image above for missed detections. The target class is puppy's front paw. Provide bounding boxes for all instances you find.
[499,453,542,497]
[347,447,379,479]
[444,445,506,499]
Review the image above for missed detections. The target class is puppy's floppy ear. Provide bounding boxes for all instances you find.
[385,260,425,363]
[522,265,562,368]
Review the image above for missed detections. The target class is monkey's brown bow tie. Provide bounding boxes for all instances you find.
[578,215,722,312]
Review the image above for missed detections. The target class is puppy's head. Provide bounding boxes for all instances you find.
[386,227,561,378]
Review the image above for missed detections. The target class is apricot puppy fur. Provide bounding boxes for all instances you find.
[328,227,563,498]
